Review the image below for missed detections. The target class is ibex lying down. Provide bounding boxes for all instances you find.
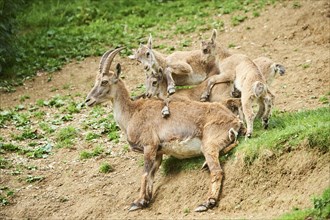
[86,48,245,212]
[129,29,230,95]
[145,66,242,117]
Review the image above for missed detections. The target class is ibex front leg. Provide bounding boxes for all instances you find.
[129,146,163,211]
[200,74,232,102]
[165,62,193,95]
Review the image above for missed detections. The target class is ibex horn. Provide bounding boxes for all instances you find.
[99,49,115,73]
[102,47,125,75]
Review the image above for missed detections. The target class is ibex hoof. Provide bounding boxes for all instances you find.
[195,205,208,212]
[245,133,252,140]
[195,199,216,212]
[262,119,269,129]
[161,106,170,118]
[128,203,142,212]
[168,87,176,95]
[201,161,209,171]
[128,200,148,212]
[200,93,209,102]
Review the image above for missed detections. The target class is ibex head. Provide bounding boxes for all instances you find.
[129,34,157,69]
[145,66,164,98]
[85,47,124,106]
[201,29,217,56]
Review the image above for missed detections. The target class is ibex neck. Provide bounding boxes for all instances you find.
[217,45,232,60]
[153,50,167,68]
[112,80,135,133]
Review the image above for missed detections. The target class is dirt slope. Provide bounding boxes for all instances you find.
[0,0,329,219]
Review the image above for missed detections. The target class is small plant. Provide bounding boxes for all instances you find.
[183,207,190,214]
[19,95,30,103]
[292,1,302,9]
[0,157,11,169]
[253,11,260,17]
[85,132,101,141]
[55,126,78,148]
[231,15,247,26]
[319,96,329,104]
[26,175,44,183]
[99,162,113,173]
[228,43,236,48]
[39,122,56,134]
[302,63,310,69]
[79,146,104,159]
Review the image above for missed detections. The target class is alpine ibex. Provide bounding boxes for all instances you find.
[145,57,284,121]
[86,48,245,212]
[129,29,230,95]
[200,52,274,138]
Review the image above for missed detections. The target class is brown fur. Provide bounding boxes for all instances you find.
[130,30,228,94]
[201,53,272,138]
[86,48,245,212]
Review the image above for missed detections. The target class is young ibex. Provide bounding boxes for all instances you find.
[86,48,245,212]
[129,29,230,95]
[200,52,274,138]
[145,66,242,117]
[145,57,284,121]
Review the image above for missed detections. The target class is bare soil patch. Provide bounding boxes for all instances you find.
[0,0,329,219]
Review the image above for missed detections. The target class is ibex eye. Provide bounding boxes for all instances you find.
[152,81,157,86]
[146,52,150,58]
[101,80,108,86]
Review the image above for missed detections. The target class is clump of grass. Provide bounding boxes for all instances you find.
[55,126,78,148]
[79,146,104,159]
[0,186,15,206]
[231,15,247,26]
[85,132,101,141]
[26,175,44,183]
[99,162,113,173]
[19,95,30,103]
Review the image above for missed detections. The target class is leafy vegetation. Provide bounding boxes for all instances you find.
[0,186,15,206]
[79,146,104,159]
[0,0,277,91]
[278,188,330,220]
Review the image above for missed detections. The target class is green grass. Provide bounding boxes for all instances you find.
[79,146,104,159]
[0,0,277,90]
[99,162,113,173]
[55,126,78,148]
[237,107,330,165]
[278,188,330,220]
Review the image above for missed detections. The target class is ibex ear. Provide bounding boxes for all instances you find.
[211,29,217,44]
[147,34,153,49]
[115,63,121,80]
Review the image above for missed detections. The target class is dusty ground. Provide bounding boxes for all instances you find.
[0,0,329,219]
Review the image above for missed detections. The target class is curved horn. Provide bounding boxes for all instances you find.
[102,47,125,75]
[99,49,115,73]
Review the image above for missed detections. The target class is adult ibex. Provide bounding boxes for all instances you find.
[86,48,245,212]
